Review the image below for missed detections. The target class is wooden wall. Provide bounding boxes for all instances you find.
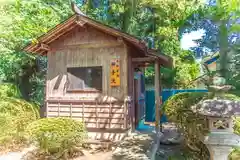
[45,25,130,133]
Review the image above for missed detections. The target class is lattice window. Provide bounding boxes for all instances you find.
[67,66,102,91]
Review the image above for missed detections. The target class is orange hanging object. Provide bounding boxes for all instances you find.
[110,59,120,87]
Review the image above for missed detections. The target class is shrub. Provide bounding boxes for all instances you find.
[163,92,240,160]
[0,113,16,137]
[0,97,39,132]
[230,117,240,160]
[0,83,22,98]
[235,117,240,135]
[0,97,39,117]
[0,97,39,151]
[25,117,87,159]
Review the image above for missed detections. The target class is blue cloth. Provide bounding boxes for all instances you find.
[145,89,208,122]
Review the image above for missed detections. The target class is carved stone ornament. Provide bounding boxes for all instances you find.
[213,119,229,129]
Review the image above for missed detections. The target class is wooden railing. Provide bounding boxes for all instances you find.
[46,99,129,130]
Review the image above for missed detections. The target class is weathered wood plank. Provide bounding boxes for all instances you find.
[86,123,123,129]
[48,105,124,111]
[155,60,160,132]
[47,99,124,104]
[56,42,123,50]
[132,57,155,62]
[70,103,72,117]
[46,101,49,118]
[83,118,124,124]
[124,102,127,129]
[58,102,60,117]
[48,112,124,118]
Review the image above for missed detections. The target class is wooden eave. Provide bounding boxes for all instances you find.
[23,14,147,56]
[148,49,173,68]
[24,15,77,55]
[132,49,173,68]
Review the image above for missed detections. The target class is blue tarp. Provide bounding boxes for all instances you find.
[145,89,208,122]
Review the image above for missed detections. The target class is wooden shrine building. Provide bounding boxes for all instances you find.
[24,3,172,141]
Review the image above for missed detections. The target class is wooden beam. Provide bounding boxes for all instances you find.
[132,57,156,63]
[136,63,151,68]
[57,42,123,50]
[76,19,87,27]
[154,60,160,133]
[39,15,77,43]
[24,15,77,53]
[39,50,47,56]
[80,15,142,46]
[117,37,124,43]
[40,43,50,51]
[47,23,78,44]
[33,44,49,54]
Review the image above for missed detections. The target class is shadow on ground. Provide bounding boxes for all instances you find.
[112,133,153,160]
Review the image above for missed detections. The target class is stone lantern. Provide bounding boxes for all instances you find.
[193,99,240,160]
[192,75,240,159]
[192,76,240,160]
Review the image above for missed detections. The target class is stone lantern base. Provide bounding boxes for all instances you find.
[203,132,240,160]
[206,145,232,160]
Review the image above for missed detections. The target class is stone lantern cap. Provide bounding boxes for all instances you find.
[192,99,240,117]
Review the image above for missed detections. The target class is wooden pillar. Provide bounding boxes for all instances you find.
[131,64,136,131]
[154,60,160,132]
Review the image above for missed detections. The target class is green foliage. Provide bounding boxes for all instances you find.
[0,97,39,118]
[234,117,240,134]
[140,0,202,88]
[145,56,200,88]
[0,113,16,138]
[0,94,39,152]
[163,92,240,160]
[25,117,87,159]
[163,92,210,159]
[0,0,203,100]
[82,0,202,88]
[0,83,22,98]
[0,0,73,104]
[231,117,240,160]
[173,55,200,88]
[140,0,204,54]
[206,0,239,79]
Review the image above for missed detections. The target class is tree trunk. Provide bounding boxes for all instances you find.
[218,20,229,79]
[122,0,138,32]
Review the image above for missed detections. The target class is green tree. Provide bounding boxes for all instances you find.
[211,0,240,79]
[0,0,203,105]
[197,0,240,80]
[0,0,73,103]
[136,0,203,88]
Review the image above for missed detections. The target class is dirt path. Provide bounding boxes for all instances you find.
[0,147,33,160]
[0,123,184,160]
[75,150,113,160]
